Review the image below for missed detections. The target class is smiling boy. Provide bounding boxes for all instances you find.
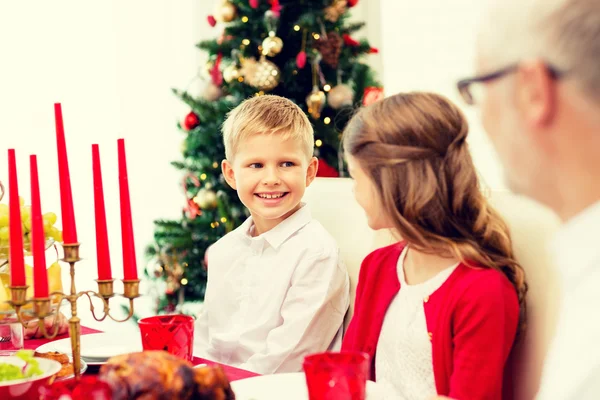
[193,95,349,374]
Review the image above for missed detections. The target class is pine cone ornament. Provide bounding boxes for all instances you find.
[314,32,343,68]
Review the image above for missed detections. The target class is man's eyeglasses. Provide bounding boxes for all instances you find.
[456,63,564,105]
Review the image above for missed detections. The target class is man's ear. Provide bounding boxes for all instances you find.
[305,157,319,187]
[221,159,237,190]
[515,60,557,129]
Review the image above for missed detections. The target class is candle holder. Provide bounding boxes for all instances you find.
[5,242,139,380]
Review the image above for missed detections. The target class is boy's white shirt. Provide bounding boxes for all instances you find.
[193,204,349,374]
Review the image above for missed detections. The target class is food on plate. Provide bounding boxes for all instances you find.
[34,351,73,379]
[34,351,69,365]
[56,362,74,378]
[98,350,236,400]
[0,349,43,382]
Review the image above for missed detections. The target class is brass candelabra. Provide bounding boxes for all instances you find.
[7,242,139,379]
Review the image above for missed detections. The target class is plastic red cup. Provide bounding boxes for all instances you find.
[138,314,194,361]
[303,351,370,400]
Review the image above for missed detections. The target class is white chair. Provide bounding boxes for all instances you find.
[488,191,561,400]
[303,178,393,330]
[303,178,561,400]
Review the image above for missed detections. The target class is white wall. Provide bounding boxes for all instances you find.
[348,0,383,79]
[0,1,206,332]
[379,0,506,191]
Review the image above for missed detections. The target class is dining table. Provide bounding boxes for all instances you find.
[24,326,260,383]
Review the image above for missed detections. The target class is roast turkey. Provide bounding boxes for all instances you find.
[98,350,236,400]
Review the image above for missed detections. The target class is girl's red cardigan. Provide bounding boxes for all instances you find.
[342,242,519,399]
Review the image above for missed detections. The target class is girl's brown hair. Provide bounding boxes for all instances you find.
[343,92,527,330]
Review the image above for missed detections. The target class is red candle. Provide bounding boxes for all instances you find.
[117,139,138,280]
[92,145,112,280]
[54,103,78,244]
[7,150,26,287]
[30,155,49,298]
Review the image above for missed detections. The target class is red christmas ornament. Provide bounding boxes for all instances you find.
[348,0,359,6]
[184,198,202,219]
[369,47,379,54]
[210,53,223,86]
[183,111,200,131]
[207,15,217,27]
[250,0,259,8]
[316,158,340,178]
[363,87,384,106]
[343,34,360,47]
[270,0,281,17]
[296,51,307,69]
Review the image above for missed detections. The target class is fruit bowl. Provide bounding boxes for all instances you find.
[0,355,62,400]
[0,180,63,269]
[0,238,57,269]
[0,255,64,323]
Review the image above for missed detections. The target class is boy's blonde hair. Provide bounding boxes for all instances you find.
[222,95,314,161]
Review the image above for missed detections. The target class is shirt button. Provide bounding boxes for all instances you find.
[428,332,433,341]
[423,296,430,303]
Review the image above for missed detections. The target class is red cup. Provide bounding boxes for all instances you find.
[138,314,195,361]
[303,351,370,400]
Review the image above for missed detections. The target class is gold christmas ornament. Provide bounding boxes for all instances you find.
[324,0,348,22]
[246,56,281,91]
[214,0,237,23]
[193,188,218,209]
[262,33,284,57]
[327,84,354,109]
[223,64,241,83]
[306,86,326,119]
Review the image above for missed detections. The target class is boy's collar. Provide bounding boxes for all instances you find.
[240,203,312,249]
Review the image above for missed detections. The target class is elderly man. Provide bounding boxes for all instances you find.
[454,0,600,398]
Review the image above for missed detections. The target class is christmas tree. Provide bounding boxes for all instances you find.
[147,0,381,313]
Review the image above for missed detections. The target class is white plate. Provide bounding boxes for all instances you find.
[35,333,143,365]
[230,372,382,400]
[0,356,61,387]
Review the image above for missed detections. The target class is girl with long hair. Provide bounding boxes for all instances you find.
[341,92,526,399]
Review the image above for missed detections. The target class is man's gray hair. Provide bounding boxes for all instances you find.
[480,0,600,101]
